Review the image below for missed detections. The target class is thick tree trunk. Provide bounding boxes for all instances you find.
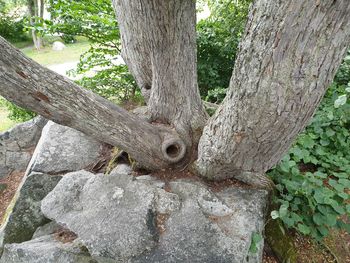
[0,37,187,170]
[113,0,208,151]
[195,0,350,187]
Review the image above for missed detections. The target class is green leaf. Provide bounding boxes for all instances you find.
[291,212,302,223]
[313,213,324,226]
[297,224,311,235]
[329,201,346,215]
[279,204,289,218]
[313,189,324,203]
[334,94,347,108]
[271,210,279,219]
[325,128,335,137]
[325,213,337,227]
[249,233,262,254]
[346,204,350,213]
[317,225,329,237]
[339,179,350,187]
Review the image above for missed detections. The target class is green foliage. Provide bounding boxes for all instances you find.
[197,0,251,100]
[4,101,37,122]
[0,1,30,43]
[249,233,263,254]
[46,0,137,102]
[269,52,350,240]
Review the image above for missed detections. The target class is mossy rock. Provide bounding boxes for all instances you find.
[265,219,297,263]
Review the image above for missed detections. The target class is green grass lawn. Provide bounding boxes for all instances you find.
[20,37,91,66]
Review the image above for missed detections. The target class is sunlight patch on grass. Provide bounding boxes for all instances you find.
[21,38,91,66]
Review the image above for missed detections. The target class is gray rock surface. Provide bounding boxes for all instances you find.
[0,116,47,178]
[42,169,158,261]
[0,235,95,263]
[27,121,104,174]
[52,41,66,51]
[42,167,268,263]
[32,221,62,239]
[0,120,107,257]
[0,172,61,250]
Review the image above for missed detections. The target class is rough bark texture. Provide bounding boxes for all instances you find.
[0,37,187,170]
[196,0,350,187]
[113,0,208,149]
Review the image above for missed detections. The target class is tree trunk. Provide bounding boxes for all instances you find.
[113,0,208,152]
[1,0,349,187]
[28,0,43,50]
[195,0,350,187]
[0,37,187,170]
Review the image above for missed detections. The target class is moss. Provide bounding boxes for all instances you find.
[265,219,297,263]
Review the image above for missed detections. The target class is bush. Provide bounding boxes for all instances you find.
[197,0,251,99]
[48,0,137,102]
[4,101,36,122]
[0,15,30,43]
[269,52,350,240]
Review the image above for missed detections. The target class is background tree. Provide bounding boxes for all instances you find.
[27,0,45,50]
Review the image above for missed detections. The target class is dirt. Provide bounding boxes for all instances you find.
[53,227,78,244]
[0,170,25,225]
[140,168,250,193]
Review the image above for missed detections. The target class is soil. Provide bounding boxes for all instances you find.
[53,227,78,244]
[0,170,25,225]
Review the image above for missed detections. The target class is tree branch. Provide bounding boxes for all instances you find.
[0,36,186,170]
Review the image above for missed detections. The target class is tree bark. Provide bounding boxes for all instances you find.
[0,37,187,170]
[195,0,350,187]
[113,0,208,150]
[28,0,43,50]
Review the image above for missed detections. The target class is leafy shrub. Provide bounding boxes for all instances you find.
[4,101,37,122]
[0,12,30,43]
[269,53,350,240]
[197,0,251,99]
[47,0,137,102]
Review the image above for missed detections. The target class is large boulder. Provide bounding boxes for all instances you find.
[0,172,61,249]
[52,41,66,51]
[27,121,105,174]
[0,116,47,178]
[0,234,95,263]
[42,167,268,263]
[0,121,107,254]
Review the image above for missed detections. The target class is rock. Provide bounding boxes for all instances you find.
[134,180,268,263]
[42,169,158,262]
[0,116,47,178]
[0,172,61,250]
[265,219,297,263]
[27,121,105,174]
[52,41,66,51]
[41,167,268,263]
[32,221,62,239]
[0,235,96,263]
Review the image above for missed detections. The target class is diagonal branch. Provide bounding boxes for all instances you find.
[0,36,186,170]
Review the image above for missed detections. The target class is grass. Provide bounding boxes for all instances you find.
[20,36,91,66]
